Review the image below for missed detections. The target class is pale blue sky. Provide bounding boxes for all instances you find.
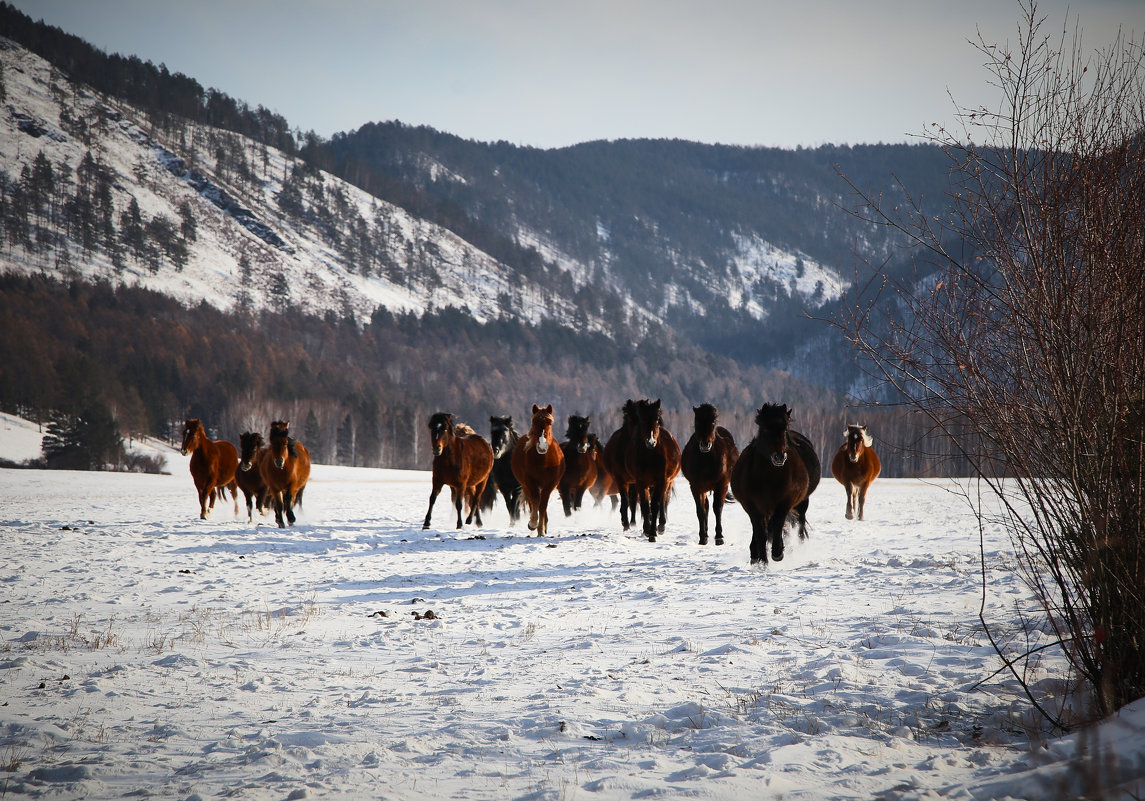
[8,0,1142,149]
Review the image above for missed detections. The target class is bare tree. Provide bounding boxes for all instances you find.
[838,2,1145,725]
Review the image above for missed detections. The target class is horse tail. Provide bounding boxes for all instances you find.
[480,475,497,512]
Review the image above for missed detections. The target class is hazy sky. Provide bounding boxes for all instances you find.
[8,0,1142,149]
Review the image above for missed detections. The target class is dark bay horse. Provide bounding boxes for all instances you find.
[624,399,681,542]
[680,403,739,545]
[422,412,494,530]
[180,418,239,520]
[602,400,638,530]
[511,404,566,535]
[260,420,311,528]
[237,431,271,522]
[730,404,821,564]
[558,415,598,516]
[831,424,881,520]
[479,415,523,524]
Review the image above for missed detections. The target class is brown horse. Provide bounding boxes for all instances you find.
[236,432,271,522]
[588,434,620,510]
[180,418,239,520]
[831,424,881,520]
[259,420,311,528]
[730,404,821,564]
[422,412,494,530]
[558,415,598,516]
[624,399,682,542]
[680,403,739,545]
[511,404,566,535]
[602,400,639,529]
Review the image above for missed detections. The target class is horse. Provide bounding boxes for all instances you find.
[510,404,566,536]
[236,431,271,522]
[422,412,494,530]
[479,415,523,524]
[180,418,239,520]
[680,403,739,545]
[558,415,598,516]
[831,424,881,520]
[587,434,620,511]
[624,399,682,542]
[602,400,639,530]
[730,404,821,564]
[260,420,311,528]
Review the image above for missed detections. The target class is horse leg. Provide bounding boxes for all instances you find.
[423,480,443,530]
[273,491,286,528]
[844,481,855,520]
[747,509,768,565]
[794,497,810,540]
[561,485,573,517]
[768,507,789,562]
[693,488,708,545]
[857,482,869,521]
[713,484,727,545]
[284,489,297,526]
[453,483,466,529]
[640,487,655,541]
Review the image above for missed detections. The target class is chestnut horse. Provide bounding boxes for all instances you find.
[422,412,494,530]
[511,404,566,535]
[831,424,881,520]
[588,434,620,511]
[180,418,239,520]
[236,432,271,522]
[624,399,681,542]
[680,403,739,545]
[260,421,311,528]
[479,415,523,524]
[558,414,598,516]
[730,404,821,564]
[602,400,639,530]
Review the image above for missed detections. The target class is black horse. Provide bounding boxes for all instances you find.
[480,415,524,523]
[624,399,681,542]
[730,404,820,564]
[559,415,598,516]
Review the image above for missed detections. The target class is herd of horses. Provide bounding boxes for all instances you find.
[420,400,882,564]
[179,404,882,564]
[180,418,311,529]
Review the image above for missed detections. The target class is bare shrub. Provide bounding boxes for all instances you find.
[838,1,1145,724]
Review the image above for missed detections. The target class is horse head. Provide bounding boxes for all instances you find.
[844,424,873,464]
[634,399,663,450]
[180,418,204,456]
[428,412,454,457]
[527,404,555,454]
[239,431,264,472]
[268,420,292,469]
[755,404,793,468]
[565,415,592,454]
[692,403,719,453]
[489,415,517,458]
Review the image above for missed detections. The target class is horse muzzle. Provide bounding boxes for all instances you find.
[535,439,550,455]
[274,457,286,469]
[644,436,658,449]
[577,442,590,455]
[848,452,860,464]
[241,461,253,472]
[180,447,190,457]
[699,440,713,454]
[432,444,444,456]
[770,451,788,468]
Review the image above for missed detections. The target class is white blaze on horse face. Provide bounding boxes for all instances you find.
[535,434,549,454]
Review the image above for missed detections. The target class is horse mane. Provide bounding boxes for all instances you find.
[454,423,476,436]
[620,400,637,426]
[755,403,790,427]
[846,424,873,447]
[490,415,516,432]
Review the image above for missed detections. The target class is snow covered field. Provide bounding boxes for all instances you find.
[2,430,1144,800]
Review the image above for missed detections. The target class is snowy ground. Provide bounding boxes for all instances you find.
[2,427,1144,800]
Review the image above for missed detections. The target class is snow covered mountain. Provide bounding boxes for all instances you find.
[0,34,880,346]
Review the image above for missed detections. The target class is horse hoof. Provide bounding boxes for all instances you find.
[698,536,708,546]
[715,536,724,546]
[845,511,854,520]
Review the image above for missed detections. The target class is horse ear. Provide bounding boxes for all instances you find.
[532,404,541,414]
[544,404,553,414]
